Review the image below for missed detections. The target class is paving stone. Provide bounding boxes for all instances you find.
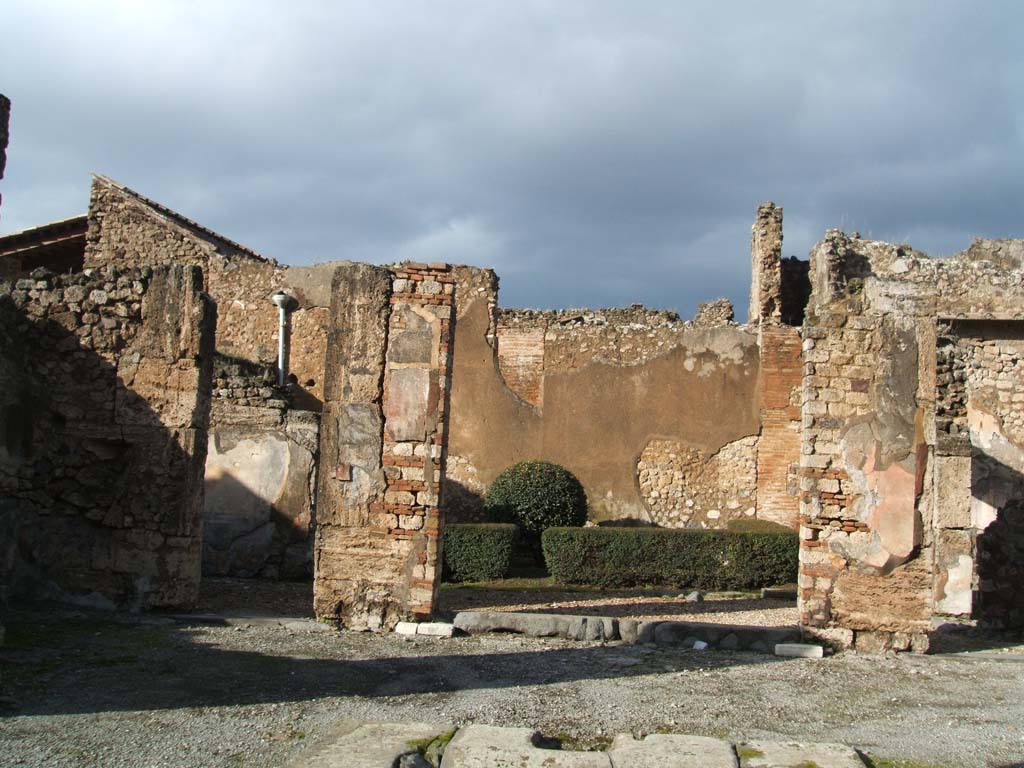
[737,740,867,767]
[394,621,419,635]
[774,643,824,658]
[440,724,611,767]
[287,720,454,767]
[609,733,738,767]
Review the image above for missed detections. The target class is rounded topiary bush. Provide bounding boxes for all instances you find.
[483,460,588,536]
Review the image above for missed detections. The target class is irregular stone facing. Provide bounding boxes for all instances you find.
[636,436,757,528]
[798,229,1024,649]
[748,202,784,324]
[314,262,454,629]
[83,176,335,406]
[693,298,735,328]
[0,264,214,611]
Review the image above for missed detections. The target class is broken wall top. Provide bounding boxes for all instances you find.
[809,229,1024,320]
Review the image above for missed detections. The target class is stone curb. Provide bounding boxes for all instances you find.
[453,611,803,653]
[288,722,869,767]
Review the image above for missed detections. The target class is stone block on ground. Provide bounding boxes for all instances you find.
[395,621,419,635]
[440,725,610,767]
[417,622,455,637]
[609,733,738,767]
[737,740,867,767]
[774,643,824,658]
[287,720,454,768]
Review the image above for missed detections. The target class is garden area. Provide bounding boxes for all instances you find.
[438,461,799,629]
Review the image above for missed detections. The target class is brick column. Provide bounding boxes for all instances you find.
[314,262,455,629]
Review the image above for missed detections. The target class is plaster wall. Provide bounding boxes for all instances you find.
[446,290,764,525]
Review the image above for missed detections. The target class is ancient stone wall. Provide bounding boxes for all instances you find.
[798,231,1024,650]
[314,262,454,629]
[749,202,784,324]
[84,177,330,581]
[0,264,215,612]
[446,288,772,526]
[203,355,319,579]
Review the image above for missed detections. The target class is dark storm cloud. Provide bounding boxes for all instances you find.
[2,1,1022,315]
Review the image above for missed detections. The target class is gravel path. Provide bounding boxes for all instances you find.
[2,599,1024,768]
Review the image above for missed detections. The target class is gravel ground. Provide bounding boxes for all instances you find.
[2,595,1024,768]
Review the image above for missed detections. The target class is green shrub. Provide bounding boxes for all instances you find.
[483,461,588,537]
[443,523,518,582]
[541,526,798,590]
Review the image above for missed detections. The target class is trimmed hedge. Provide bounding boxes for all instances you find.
[726,518,796,535]
[483,460,588,537]
[541,526,798,590]
[443,523,518,582]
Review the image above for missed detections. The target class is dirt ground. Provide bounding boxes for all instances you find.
[1,582,1023,768]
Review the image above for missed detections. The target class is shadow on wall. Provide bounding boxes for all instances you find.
[441,478,485,523]
[0,266,212,615]
[973,474,1024,632]
[202,472,313,581]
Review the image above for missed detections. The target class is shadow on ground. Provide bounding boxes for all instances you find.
[0,605,785,718]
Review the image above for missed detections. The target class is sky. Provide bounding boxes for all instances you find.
[1,1,1022,317]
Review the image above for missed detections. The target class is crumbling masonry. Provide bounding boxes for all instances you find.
[0,95,1021,645]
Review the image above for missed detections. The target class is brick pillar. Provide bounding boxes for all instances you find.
[314,261,455,629]
[756,324,802,528]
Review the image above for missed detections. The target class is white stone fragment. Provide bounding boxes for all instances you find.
[774,643,824,658]
[394,621,418,635]
[416,622,455,638]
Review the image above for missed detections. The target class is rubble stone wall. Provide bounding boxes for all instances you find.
[798,231,1024,650]
[0,264,215,612]
[84,176,334,407]
[315,262,454,629]
[84,177,330,581]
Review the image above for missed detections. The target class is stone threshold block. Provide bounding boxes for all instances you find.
[394,621,456,637]
[774,643,824,658]
[440,725,610,767]
[608,733,738,767]
[286,720,454,768]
